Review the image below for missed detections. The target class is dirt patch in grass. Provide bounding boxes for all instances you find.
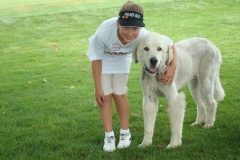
[9,1,83,14]
[88,0,101,2]
[12,6,31,11]
[47,0,82,6]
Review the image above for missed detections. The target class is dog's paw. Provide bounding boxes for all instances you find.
[138,142,152,148]
[204,123,214,128]
[167,139,182,149]
[191,122,202,127]
[166,143,181,149]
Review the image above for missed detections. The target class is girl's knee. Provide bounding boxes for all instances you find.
[112,94,126,100]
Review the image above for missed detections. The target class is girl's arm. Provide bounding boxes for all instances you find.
[159,44,177,84]
[91,60,105,107]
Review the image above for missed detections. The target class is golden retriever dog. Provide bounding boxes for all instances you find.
[133,32,225,148]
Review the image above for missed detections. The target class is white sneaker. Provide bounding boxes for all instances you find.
[117,132,132,149]
[103,136,116,152]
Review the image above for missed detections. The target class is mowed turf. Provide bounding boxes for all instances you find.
[0,0,240,159]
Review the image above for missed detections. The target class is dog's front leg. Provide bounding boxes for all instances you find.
[138,94,158,147]
[164,84,186,148]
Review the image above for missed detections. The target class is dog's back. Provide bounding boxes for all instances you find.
[174,38,223,90]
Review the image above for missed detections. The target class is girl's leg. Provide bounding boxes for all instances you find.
[99,74,115,152]
[113,94,131,149]
[98,93,113,132]
[99,94,116,152]
[112,73,130,130]
[99,74,114,132]
[112,74,131,149]
[113,94,130,130]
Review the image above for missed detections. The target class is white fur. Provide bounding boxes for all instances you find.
[133,32,225,148]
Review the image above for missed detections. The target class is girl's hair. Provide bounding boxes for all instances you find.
[119,1,144,15]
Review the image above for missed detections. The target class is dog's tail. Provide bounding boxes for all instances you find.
[214,76,225,102]
[214,47,225,102]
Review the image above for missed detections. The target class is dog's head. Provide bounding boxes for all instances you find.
[133,32,174,76]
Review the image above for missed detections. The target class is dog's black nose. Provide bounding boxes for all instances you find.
[150,57,158,65]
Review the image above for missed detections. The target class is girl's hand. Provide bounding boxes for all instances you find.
[159,65,176,85]
[95,88,106,107]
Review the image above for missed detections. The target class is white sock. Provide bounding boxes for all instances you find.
[120,128,130,134]
[105,131,114,137]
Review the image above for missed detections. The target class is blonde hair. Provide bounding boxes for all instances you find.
[119,1,144,15]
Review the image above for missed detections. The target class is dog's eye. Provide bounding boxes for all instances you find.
[157,47,162,51]
[144,47,149,51]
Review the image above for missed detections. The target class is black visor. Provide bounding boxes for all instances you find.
[118,11,145,27]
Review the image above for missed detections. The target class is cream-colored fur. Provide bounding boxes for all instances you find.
[133,32,225,148]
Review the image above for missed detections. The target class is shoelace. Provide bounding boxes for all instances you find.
[106,136,114,143]
[120,133,129,140]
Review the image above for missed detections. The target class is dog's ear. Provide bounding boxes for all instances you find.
[165,45,174,66]
[132,43,139,63]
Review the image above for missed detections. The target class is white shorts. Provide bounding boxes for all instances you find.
[101,73,129,95]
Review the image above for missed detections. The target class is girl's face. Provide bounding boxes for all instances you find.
[117,20,142,45]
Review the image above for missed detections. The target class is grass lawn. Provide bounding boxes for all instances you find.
[0,0,240,159]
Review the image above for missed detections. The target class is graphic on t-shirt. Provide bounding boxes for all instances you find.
[110,44,120,51]
[105,51,129,55]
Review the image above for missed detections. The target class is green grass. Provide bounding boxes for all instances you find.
[0,0,240,159]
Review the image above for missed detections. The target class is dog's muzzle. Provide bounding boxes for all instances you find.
[145,57,158,74]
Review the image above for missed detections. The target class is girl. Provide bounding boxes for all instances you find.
[87,0,177,152]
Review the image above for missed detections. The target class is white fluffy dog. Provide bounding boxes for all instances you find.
[133,32,225,148]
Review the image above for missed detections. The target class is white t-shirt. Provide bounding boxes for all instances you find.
[87,17,173,74]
